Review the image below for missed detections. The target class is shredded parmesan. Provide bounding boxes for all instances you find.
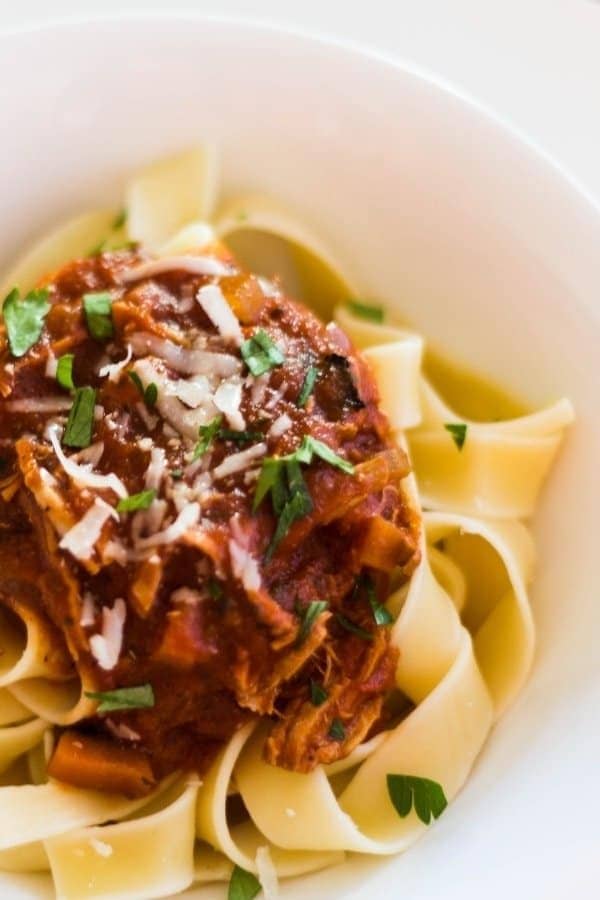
[5,397,72,414]
[214,379,245,431]
[171,587,202,606]
[73,442,105,468]
[229,539,261,592]
[134,502,200,549]
[268,413,292,439]
[256,846,279,900]
[80,592,97,627]
[89,598,126,671]
[250,373,271,406]
[121,255,235,283]
[48,425,128,499]
[130,332,240,377]
[144,447,166,491]
[196,284,243,345]
[135,401,159,432]
[105,720,141,742]
[257,276,280,298]
[213,442,267,480]
[59,499,117,562]
[98,345,133,382]
[45,349,58,378]
[174,375,211,408]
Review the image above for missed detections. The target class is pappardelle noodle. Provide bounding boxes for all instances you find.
[0,149,573,900]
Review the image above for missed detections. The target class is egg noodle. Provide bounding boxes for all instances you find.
[0,149,573,900]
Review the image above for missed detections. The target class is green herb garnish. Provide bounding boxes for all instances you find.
[329,718,346,741]
[63,387,97,448]
[228,865,261,900]
[116,489,156,513]
[362,575,393,626]
[347,300,384,323]
[112,208,127,230]
[129,371,158,408]
[193,414,223,460]
[3,287,50,357]
[171,468,184,480]
[85,683,155,714]
[386,774,448,825]
[297,365,318,408]
[241,329,285,376]
[297,600,329,645]
[56,353,75,390]
[83,291,114,340]
[207,578,223,600]
[444,423,468,451]
[310,680,328,706]
[336,614,373,641]
[295,435,354,474]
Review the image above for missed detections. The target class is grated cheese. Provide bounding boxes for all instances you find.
[80,592,97,627]
[134,502,200,550]
[48,425,128,499]
[5,397,72,414]
[229,539,261,593]
[196,284,243,345]
[268,413,292,439]
[130,332,240,378]
[144,447,166,491]
[98,344,133,382]
[212,442,267,480]
[89,598,126,671]
[59,499,118,562]
[45,349,58,378]
[121,255,235,283]
[105,720,141,742]
[214,378,245,431]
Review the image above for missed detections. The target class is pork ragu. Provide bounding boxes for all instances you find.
[0,241,420,797]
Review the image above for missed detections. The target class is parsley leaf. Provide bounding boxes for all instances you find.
[83,292,114,340]
[241,329,285,376]
[329,718,346,741]
[347,300,384,323]
[129,371,158,408]
[194,415,223,460]
[112,208,127,230]
[85,683,154,714]
[310,680,328,706]
[297,365,318,407]
[63,387,97,448]
[296,435,354,474]
[363,575,393,626]
[297,600,329,645]
[336,614,374,641]
[116,489,156,513]
[444,423,468,451]
[228,866,261,900]
[386,774,448,825]
[56,354,75,390]
[3,287,50,357]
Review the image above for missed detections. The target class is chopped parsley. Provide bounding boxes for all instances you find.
[241,329,285,376]
[297,600,329,645]
[444,423,468,451]
[297,365,318,408]
[83,291,114,340]
[347,300,384,323]
[63,387,97,448]
[253,436,353,558]
[363,575,393,626]
[56,353,75,391]
[336,614,373,641]
[228,865,261,900]
[112,208,127,230]
[129,371,158,408]
[386,774,448,825]
[85,683,155,714]
[116,489,156,513]
[329,718,346,741]
[193,415,223,460]
[3,287,50,357]
[310,680,328,706]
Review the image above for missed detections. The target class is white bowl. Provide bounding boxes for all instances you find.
[0,15,598,900]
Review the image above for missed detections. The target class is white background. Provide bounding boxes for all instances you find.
[2,0,600,208]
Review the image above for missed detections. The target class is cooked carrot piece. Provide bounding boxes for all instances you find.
[47,730,155,798]
[355,515,418,572]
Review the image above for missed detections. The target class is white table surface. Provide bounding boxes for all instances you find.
[2,0,600,210]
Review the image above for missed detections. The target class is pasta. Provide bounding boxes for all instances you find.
[0,149,573,900]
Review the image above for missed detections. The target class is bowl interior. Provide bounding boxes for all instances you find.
[0,16,598,900]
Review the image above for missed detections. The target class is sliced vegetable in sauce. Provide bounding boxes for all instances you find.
[56,354,75,390]
[297,364,318,407]
[228,865,261,900]
[83,291,114,340]
[310,680,328,706]
[3,286,50,357]
[193,414,223,459]
[129,371,158,408]
[386,774,448,825]
[85,684,155,714]
[116,489,156,513]
[63,387,97,448]
[346,300,385,323]
[241,329,285,376]
[444,422,468,451]
[336,614,373,641]
[296,600,329,645]
[328,718,346,741]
